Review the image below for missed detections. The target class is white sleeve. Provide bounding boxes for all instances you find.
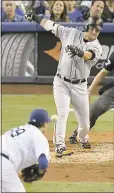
[56,25,71,42]
[43,20,71,42]
[34,132,50,161]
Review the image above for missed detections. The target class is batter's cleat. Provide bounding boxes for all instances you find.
[55,145,74,157]
[69,130,78,144]
[81,142,91,149]
[69,136,78,144]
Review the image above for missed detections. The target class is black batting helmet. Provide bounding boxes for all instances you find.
[84,16,103,32]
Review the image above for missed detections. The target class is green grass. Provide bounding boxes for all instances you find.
[2,94,114,192]
[2,94,114,134]
[24,181,114,192]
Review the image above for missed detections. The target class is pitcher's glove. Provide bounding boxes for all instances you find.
[65,45,84,58]
[21,163,46,183]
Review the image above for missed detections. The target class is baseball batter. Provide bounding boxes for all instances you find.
[1,108,51,192]
[26,13,103,157]
[70,51,114,144]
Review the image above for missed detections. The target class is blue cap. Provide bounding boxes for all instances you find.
[29,109,51,123]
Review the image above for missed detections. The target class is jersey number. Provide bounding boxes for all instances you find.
[11,127,25,137]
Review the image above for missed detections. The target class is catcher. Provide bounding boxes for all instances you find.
[69,51,114,144]
[1,108,51,192]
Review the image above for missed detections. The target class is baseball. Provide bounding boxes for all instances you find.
[51,115,58,122]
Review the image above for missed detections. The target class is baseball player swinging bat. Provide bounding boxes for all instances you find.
[25,12,103,157]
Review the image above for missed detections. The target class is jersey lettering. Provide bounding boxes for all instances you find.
[11,126,25,137]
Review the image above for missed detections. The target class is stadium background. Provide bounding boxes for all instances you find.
[2,16,114,193]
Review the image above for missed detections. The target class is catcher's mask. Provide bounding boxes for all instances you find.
[84,16,103,32]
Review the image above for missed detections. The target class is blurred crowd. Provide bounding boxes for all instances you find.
[2,0,114,23]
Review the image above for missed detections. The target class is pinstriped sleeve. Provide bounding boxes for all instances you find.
[56,26,77,42]
[86,41,102,67]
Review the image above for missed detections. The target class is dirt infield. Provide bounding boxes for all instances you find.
[2,84,100,95]
[2,84,53,94]
[2,84,114,182]
[45,133,114,182]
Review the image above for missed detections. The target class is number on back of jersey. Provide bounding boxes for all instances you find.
[11,126,25,137]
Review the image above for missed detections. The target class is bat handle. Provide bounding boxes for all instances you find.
[53,121,56,145]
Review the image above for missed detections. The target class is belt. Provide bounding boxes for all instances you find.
[0,153,9,160]
[57,73,86,84]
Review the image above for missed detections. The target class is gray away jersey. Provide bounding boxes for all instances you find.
[52,25,102,80]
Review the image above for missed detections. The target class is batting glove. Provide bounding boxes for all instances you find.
[66,45,84,58]
[25,12,33,22]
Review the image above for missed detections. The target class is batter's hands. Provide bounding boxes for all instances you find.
[25,12,33,22]
[65,45,78,58]
[65,45,84,58]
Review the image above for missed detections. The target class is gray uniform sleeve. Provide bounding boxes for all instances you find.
[86,42,102,67]
[43,20,78,42]
[56,25,72,42]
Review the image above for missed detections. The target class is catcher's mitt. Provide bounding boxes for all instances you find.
[21,163,46,183]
